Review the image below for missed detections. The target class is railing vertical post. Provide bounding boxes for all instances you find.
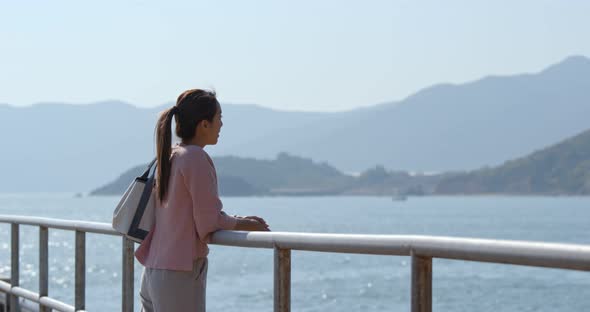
[39,226,49,312]
[274,247,290,312]
[10,224,20,312]
[122,237,134,312]
[411,251,432,312]
[75,231,85,311]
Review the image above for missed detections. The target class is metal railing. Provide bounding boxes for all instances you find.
[1,215,590,312]
[0,216,133,312]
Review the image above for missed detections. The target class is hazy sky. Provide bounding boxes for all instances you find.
[1,0,589,111]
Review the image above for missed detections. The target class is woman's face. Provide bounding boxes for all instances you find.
[207,103,223,145]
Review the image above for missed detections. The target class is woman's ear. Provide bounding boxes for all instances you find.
[196,120,207,129]
[194,120,206,137]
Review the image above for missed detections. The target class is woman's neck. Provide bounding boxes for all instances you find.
[181,137,206,148]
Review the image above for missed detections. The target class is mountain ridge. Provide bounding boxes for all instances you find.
[93,125,590,197]
[1,55,589,192]
[6,55,589,113]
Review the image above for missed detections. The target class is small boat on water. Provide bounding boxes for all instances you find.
[392,194,407,201]
[391,187,407,201]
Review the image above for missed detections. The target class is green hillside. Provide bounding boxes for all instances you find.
[93,127,590,197]
[90,153,354,196]
[90,153,438,197]
[435,128,590,195]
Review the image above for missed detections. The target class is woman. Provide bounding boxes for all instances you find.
[135,89,269,312]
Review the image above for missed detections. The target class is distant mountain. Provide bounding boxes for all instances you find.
[0,102,329,192]
[89,161,267,197]
[94,126,590,197]
[214,152,353,193]
[2,55,590,192]
[0,101,158,192]
[90,153,353,196]
[223,56,590,173]
[435,128,590,195]
[90,153,444,197]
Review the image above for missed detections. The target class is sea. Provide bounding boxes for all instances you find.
[0,194,588,311]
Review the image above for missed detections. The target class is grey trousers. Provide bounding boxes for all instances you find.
[140,258,208,312]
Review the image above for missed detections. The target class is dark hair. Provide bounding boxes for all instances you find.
[155,89,219,202]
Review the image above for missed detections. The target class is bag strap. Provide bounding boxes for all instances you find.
[140,157,158,206]
[127,160,157,238]
[139,158,157,181]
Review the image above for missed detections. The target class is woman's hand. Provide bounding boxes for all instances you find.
[243,216,268,228]
[234,216,270,231]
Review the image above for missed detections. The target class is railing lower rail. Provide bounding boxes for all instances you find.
[1,215,589,312]
[0,216,130,312]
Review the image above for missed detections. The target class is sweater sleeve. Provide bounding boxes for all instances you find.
[181,152,238,243]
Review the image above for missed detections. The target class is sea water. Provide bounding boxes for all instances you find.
[0,194,588,311]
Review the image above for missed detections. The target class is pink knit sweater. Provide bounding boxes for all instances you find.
[135,144,238,271]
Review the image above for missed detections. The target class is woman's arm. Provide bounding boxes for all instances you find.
[183,153,239,242]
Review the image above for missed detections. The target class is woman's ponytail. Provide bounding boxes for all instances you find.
[155,89,218,204]
[155,107,176,202]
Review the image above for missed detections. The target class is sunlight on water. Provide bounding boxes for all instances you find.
[0,194,589,311]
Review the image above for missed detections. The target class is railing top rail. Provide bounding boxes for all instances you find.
[1,214,589,272]
[211,231,590,271]
[0,215,118,235]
